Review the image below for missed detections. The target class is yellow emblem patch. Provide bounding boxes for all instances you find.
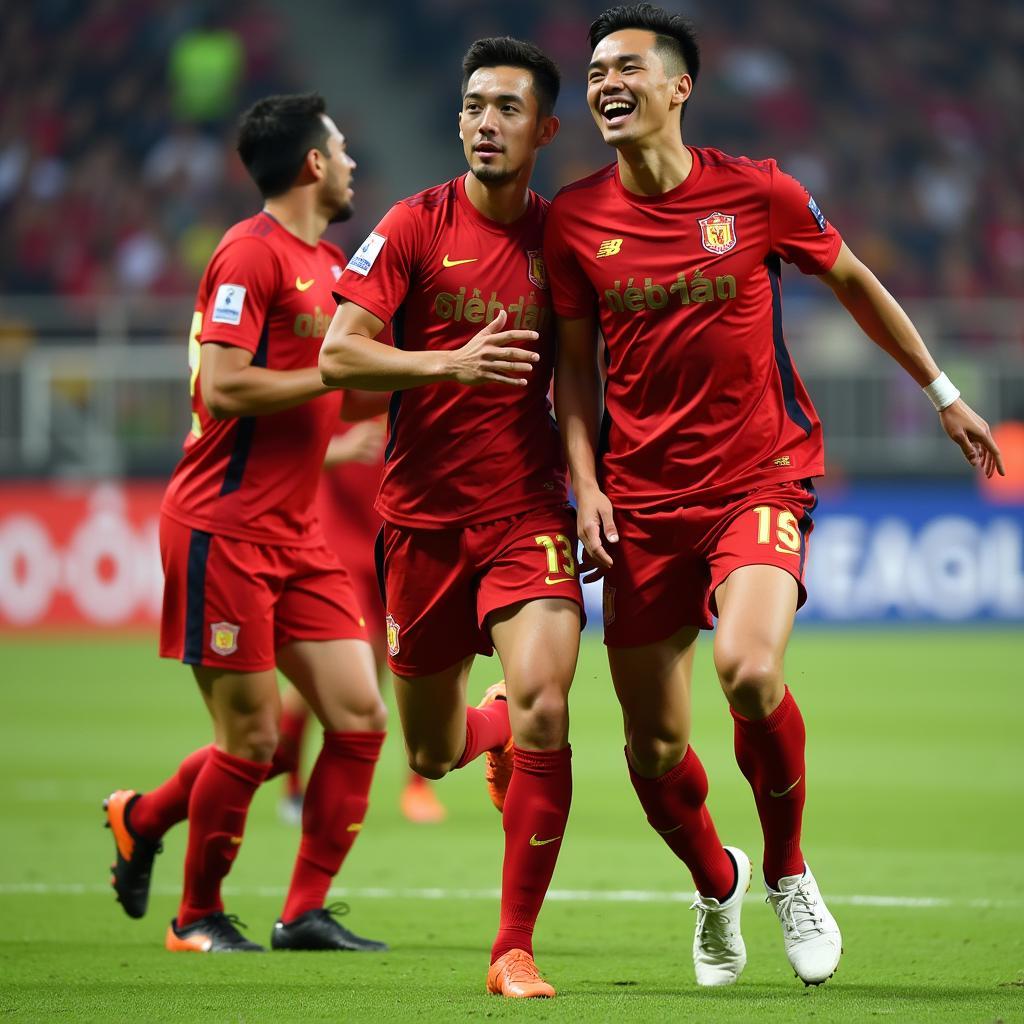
[385,614,401,657]
[698,212,737,255]
[596,238,623,259]
[209,621,240,656]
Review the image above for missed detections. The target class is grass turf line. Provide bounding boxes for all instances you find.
[0,631,1022,1022]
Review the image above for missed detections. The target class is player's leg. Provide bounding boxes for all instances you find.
[485,597,579,999]
[165,665,280,952]
[602,505,750,986]
[276,683,310,824]
[709,483,840,984]
[383,522,512,782]
[269,616,389,951]
[609,631,751,986]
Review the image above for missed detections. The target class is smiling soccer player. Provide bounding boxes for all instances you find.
[546,2,1003,989]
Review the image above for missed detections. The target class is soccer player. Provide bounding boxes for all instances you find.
[545,3,1004,988]
[319,38,581,998]
[103,93,389,954]
[278,418,448,825]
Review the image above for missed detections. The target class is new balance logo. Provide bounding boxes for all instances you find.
[596,238,623,258]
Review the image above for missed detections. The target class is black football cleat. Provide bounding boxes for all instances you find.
[271,903,388,952]
[103,789,162,919]
[166,912,265,952]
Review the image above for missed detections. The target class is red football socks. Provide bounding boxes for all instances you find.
[127,729,303,843]
[129,745,211,841]
[628,746,735,901]
[732,685,806,886]
[277,704,309,798]
[281,730,384,922]
[454,699,511,769]
[490,746,572,962]
[177,747,269,928]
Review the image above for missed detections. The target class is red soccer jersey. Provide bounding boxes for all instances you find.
[334,174,567,529]
[162,212,346,546]
[545,148,842,508]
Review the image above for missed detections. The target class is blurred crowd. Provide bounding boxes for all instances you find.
[2,0,1022,302]
[0,0,298,299]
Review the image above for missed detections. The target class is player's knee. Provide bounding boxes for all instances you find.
[228,725,279,763]
[405,748,451,780]
[716,649,783,716]
[509,685,569,748]
[626,732,688,778]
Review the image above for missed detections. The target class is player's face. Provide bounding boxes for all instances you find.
[459,66,552,184]
[587,29,689,149]
[319,115,356,223]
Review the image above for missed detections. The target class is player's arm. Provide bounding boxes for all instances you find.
[200,342,329,419]
[319,301,540,392]
[819,243,1004,477]
[323,420,385,468]
[554,310,618,577]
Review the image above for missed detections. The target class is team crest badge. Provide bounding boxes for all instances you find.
[698,212,737,255]
[603,586,616,626]
[527,250,547,289]
[385,614,401,657]
[210,621,239,656]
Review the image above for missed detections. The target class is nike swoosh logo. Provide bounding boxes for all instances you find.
[545,576,574,585]
[769,776,802,798]
[295,277,314,291]
[442,254,478,268]
[654,823,683,835]
[529,834,562,847]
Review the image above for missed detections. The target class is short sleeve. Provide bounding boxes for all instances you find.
[768,164,842,275]
[544,200,597,319]
[334,202,420,326]
[199,236,280,354]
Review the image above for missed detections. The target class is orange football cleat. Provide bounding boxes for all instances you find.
[486,948,556,998]
[165,913,264,952]
[399,774,447,824]
[103,789,162,919]
[478,680,513,812]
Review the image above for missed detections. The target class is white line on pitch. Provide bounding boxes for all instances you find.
[0,882,1019,910]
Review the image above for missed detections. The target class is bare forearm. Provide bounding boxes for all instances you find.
[826,266,939,386]
[319,330,451,391]
[555,353,603,493]
[205,365,330,418]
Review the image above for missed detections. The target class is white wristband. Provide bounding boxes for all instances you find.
[923,372,960,411]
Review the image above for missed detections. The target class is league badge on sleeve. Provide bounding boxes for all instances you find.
[698,212,737,255]
[807,196,828,232]
[211,284,247,325]
[347,232,386,276]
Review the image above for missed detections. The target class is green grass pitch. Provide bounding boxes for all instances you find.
[1,630,1022,1023]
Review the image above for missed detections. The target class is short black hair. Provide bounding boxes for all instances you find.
[236,93,331,198]
[589,4,700,103]
[461,37,561,118]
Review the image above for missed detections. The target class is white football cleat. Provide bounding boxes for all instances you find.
[690,846,752,986]
[766,863,842,986]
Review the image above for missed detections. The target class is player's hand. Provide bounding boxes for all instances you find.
[323,419,385,468]
[939,399,1005,478]
[576,483,618,582]
[447,309,540,387]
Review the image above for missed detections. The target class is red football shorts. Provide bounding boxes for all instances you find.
[379,505,585,677]
[602,480,817,647]
[159,514,368,673]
